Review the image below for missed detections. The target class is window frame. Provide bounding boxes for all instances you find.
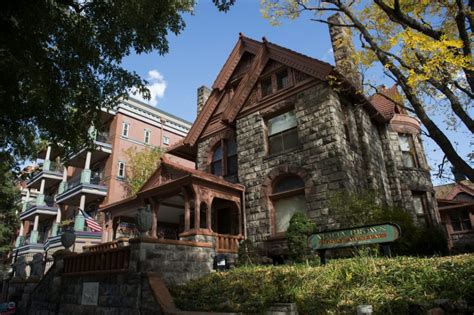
[122,122,130,138]
[259,67,293,99]
[209,138,238,180]
[117,161,126,178]
[412,192,432,226]
[449,211,472,233]
[269,175,306,236]
[399,133,419,168]
[265,109,299,155]
[144,129,151,144]
[163,135,170,146]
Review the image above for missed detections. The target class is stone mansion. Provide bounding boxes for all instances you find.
[103,15,439,256]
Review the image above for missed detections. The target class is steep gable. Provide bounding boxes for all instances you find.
[170,34,387,161]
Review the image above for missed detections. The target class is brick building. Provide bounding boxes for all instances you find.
[13,97,192,262]
[103,17,439,257]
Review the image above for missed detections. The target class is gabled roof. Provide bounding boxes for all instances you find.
[170,34,387,160]
[138,155,244,197]
[434,180,474,200]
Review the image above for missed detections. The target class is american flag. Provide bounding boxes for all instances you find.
[80,209,102,232]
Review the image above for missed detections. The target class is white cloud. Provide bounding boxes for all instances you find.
[321,48,333,62]
[133,69,167,106]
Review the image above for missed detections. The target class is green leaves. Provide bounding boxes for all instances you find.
[0,0,194,161]
[173,255,474,314]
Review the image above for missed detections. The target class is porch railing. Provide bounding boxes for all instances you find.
[215,234,244,253]
[83,238,129,252]
[63,247,130,275]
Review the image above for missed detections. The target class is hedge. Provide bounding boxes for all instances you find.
[172,254,474,314]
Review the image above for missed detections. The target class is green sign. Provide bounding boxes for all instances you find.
[308,223,401,251]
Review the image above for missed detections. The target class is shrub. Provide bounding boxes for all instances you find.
[328,190,448,256]
[286,213,316,262]
[236,239,258,266]
[172,254,474,314]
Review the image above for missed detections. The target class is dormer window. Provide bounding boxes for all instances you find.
[261,77,273,97]
[210,138,238,182]
[276,70,289,90]
[259,68,293,98]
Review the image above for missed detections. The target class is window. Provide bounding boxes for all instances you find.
[117,162,126,178]
[270,175,306,234]
[399,134,419,167]
[163,135,170,146]
[122,122,129,137]
[412,192,431,225]
[144,130,151,144]
[261,77,273,97]
[449,211,472,232]
[267,110,299,155]
[276,70,289,90]
[210,138,238,182]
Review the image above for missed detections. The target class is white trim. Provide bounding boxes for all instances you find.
[144,129,151,144]
[118,161,126,178]
[163,135,170,146]
[122,122,130,137]
[117,108,188,137]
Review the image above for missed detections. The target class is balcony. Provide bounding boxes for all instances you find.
[67,131,112,168]
[56,170,107,205]
[26,160,63,190]
[20,195,58,221]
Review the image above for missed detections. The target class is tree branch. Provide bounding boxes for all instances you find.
[454,0,474,92]
[329,0,474,181]
[373,0,443,40]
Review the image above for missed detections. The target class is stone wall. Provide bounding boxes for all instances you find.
[129,238,216,286]
[236,83,355,247]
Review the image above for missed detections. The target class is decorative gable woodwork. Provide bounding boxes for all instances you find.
[171,34,386,159]
[140,163,188,192]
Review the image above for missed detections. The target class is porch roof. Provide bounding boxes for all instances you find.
[100,156,244,213]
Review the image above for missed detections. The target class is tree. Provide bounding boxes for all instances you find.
[0,0,197,161]
[122,146,161,196]
[262,0,474,181]
[0,155,20,254]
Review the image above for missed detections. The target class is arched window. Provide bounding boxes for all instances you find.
[270,175,307,234]
[210,138,238,182]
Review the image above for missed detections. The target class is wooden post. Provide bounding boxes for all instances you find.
[183,189,190,231]
[150,199,160,238]
[194,194,200,230]
[206,201,212,231]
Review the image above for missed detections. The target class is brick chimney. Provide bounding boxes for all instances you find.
[328,13,362,92]
[197,85,211,115]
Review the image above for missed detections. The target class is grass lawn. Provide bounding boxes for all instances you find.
[172,254,474,314]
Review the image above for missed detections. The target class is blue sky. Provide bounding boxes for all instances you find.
[121,1,472,185]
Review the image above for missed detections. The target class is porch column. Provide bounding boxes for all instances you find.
[84,151,92,170]
[59,166,68,194]
[74,195,86,232]
[30,215,40,244]
[22,189,31,212]
[183,189,190,231]
[45,146,51,161]
[238,202,242,236]
[51,207,62,236]
[150,199,160,238]
[206,201,212,231]
[194,195,200,230]
[15,222,25,247]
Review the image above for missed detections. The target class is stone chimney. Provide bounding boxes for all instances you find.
[328,13,362,92]
[197,85,211,115]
